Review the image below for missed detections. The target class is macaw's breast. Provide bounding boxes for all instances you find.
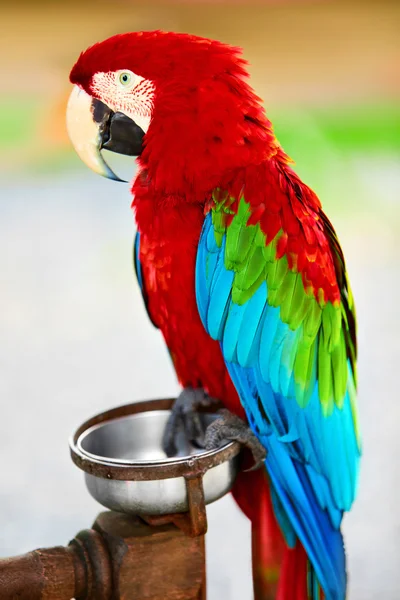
[134,187,244,419]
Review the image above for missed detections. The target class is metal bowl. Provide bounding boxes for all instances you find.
[70,399,241,516]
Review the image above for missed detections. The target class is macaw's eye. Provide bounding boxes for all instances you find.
[119,72,133,86]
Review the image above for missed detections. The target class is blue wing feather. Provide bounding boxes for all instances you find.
[206,244,234,338]
[133,231,144,292]
[259,305,279,383]
[222,301,247,362]
[237,282,267,367]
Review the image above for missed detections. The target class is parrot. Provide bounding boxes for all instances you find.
[66,31,360,600]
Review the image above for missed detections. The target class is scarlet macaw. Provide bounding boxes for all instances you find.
[66,32,360,600]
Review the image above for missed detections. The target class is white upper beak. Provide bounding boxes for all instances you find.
[66,85,123,181]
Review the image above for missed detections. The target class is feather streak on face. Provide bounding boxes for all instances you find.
[91,71,155,134]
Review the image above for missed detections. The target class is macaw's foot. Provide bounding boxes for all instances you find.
[205,409,267,471]
[162,387,220,456]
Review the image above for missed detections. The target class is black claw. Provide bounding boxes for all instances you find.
[184,410,204,448]
[204,409,267,470]
[243,448,267,472]
[162,414,182,456]
[163,392,266,468]
[162,388,219,456]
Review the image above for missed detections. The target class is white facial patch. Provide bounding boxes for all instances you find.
[91,70,155,133]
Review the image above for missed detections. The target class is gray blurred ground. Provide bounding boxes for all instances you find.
[0,160,399,599]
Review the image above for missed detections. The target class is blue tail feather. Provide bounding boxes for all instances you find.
[265,438,346,600]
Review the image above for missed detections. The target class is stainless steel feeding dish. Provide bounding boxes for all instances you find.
[70,399,241,516]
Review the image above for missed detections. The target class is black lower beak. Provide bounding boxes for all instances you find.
[92,99,145,157]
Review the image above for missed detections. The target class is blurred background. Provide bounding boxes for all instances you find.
[0,1,399,598]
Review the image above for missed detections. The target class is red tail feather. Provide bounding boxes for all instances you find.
[232,466,285,599]
[276,542,309,600]
[232,462,323,600]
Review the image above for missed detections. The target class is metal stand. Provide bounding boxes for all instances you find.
[0,398,242,599]
[0,510,206,600]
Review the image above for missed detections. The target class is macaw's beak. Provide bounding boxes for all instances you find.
[66,85,145,182]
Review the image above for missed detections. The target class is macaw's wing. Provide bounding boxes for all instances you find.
[195,169,360,600]
[133,231,159,328]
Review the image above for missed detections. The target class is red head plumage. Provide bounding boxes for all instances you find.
[69,31,281,195]
[70,31,248,89]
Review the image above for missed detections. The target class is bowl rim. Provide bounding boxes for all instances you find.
[76,409,227,465]
[69,398,241,482]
